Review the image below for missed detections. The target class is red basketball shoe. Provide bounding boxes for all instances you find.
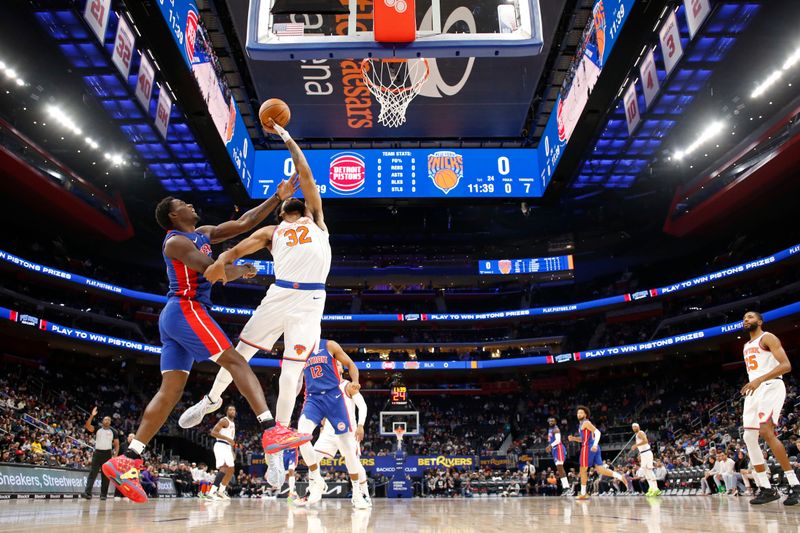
[102,455,148,503]
[262,424,312,454]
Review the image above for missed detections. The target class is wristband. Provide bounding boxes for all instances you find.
[277,127,292,143]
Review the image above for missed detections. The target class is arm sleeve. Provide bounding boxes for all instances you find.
[551,432,561,445]
[353,393,368,426]
[593,429,601,445]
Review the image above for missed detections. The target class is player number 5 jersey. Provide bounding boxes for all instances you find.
[743,332,780,382]
[272,217,331,284]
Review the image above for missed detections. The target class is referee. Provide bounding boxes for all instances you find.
[82,406,120,500]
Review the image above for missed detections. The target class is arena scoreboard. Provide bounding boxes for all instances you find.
[250,148,544,199]
[479,255,574,275]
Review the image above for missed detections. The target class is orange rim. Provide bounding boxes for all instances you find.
[361,58,430,95]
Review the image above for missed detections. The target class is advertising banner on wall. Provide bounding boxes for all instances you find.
[0,464,176,496]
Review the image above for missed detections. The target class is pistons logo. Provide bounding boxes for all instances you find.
[337,422,346,431]
[294,345,306,356]
[185,9,199,64]
[199,243,212,256]
[498,260,512,274]
[384,0,408,14]
[329,152,366,195]
[428,151,463,194]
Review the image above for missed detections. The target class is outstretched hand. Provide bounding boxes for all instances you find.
[91,406,98,417]
[277,174,300,201]
[204,260,228,284]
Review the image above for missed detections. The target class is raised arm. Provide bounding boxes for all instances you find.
[84,406,98,433]
[198,178,296,244]
[271,122,326,232]
[204,227,273,284]
[329,340,359,395]
[741,333,792,395]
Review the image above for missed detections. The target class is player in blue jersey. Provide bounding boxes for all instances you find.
[283,448,300,503]
[293,339,369,509]
[102,182,312,503]
[545,417,572,495]
[567,406,628,499]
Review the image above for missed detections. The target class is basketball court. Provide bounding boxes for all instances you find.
[0,497,796,532]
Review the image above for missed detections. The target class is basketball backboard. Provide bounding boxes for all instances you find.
[379,411,420,436]
[247,0,544,60]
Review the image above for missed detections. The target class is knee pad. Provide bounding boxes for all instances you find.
[743,429,765,466]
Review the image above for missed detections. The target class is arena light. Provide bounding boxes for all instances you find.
[673,120,725,160]
[84,137,99,149]
[751,70,783,99]
[45,105,82,135]
[783,46,800,70]
[104,152,126,166]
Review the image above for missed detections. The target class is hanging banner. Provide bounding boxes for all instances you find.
[659,11,684,76]
[155,84,172,139]
[111,16,136,79]
[135,54,155,112]
[683,0,712,39]
[639,48,660,109]
[623,83,640,135]
[83,0,112,43]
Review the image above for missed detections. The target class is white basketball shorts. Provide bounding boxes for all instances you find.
[238,285,326,361]
[214,442,235,468]
[742,378,786,429]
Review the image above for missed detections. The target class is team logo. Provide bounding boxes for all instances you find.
[294,345,306,356]
[403,361,420,370]
[382,361,396,370]
[758,412,765,420]
[498,260,512,274]
[185,9,199,64]
[329,152,366,195]
[199,243,212,256]
[556,99,567,142]
[337,422,346,431]
[427,151,463,194]
[384,0,408,14]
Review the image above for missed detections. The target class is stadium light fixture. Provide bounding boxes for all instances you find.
[674,121,725,160]
[752,45,800,98]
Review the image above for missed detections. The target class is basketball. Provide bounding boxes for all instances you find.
[433,169,459,191]
[259,98,291,134]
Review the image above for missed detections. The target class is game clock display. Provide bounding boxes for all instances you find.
[251,148,544,199]
[479,255,574,275]
[390,385,409,407]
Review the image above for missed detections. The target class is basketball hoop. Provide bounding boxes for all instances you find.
[361,58,429,128]
[393,426,406,443]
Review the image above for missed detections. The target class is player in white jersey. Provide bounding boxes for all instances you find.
[630,423,660,497]
[208,405,237,500]
[313,369,371,507]
[739,311,799,506]
[179,120,331,487]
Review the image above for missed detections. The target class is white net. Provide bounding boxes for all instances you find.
[361,58,430,128]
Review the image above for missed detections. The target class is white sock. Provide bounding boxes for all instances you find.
[221,483,227,490]
[755,471,772,489]
[612,472,623,481]
[785,470,800,486]
[648,480,658,491]
[288,474,296,492]
[581,484,587,495]
[128,439,146,455]
[257,410,274,424]
[561,477,569,489]
[309,468,321,481]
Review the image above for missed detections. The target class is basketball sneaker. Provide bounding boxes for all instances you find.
[575,493,590,500]
[784,487,800,506]
[101,455,147,504]
[561,487,574,497]
[178,395,222,429]
[266,449,285,488]
[262,424,312,454]
[362,485,373,507]
[287,491,298,505]
[750,487,780,505]
[219,488,230,500]
[305,477,328,506]
[351,487,369,510]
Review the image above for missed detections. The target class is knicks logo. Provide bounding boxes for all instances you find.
[498,260,512,274]
[294,345,306,356]
[329,152,366,195]
[428,151,463,194]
